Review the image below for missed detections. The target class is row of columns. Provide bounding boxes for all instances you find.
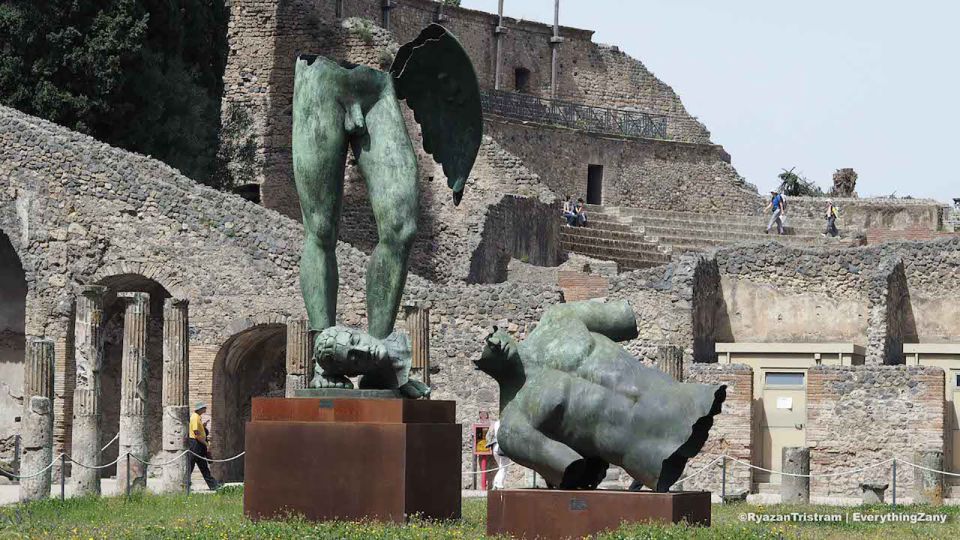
[21,286,192,501]
[23,288,432,501]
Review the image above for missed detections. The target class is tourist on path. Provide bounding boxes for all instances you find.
[562,195,576,226]
[765,190,785,235]
[486,419,511,490]
[824,199,840,238]
[574,198,588,227]
[188,403,220,491]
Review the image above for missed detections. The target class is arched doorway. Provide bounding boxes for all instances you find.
[96,274,171,477]
[212,324,286,481]
[0,230,26,465]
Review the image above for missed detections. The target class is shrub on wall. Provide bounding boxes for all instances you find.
[0,0,229,187]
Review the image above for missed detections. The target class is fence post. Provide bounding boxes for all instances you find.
[892,458,897,508]
[60,454,65,501]
[721,456,727,502]
[125,453,131,498]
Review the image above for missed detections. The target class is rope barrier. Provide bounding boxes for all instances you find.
[721,456,895,479]
[463,463,509,476]
[68,454,125,470]
[0,454,64,480]
[896,457,960,478]
[7,450,960,488]
[98,433,119,454]
[186,450,245,464]
[675,454,726,483]
[129,450,190,468]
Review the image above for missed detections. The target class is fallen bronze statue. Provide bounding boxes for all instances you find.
[474,300,726,491]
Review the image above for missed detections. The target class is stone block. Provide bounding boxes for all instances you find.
[781,447,810,504]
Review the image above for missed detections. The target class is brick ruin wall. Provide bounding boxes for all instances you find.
[483,119,759,215]
[221,0,760,228]
[682,363,945,498]
[806,365,944,498]
[685,363,754,495]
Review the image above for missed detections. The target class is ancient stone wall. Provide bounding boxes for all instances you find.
[806,365,944,497]
[786,196,952,244]
[685,363,753,494]
[221,0,722,224]
[483,118,758,214]
[898,237,960,343]
[0,104,564,477]
[466,195,561,284]
[714,244,876,347]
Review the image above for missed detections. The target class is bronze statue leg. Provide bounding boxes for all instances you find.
[293,59,351,388]
[351,86,419,340]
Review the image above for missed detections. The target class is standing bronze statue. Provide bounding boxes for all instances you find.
[474,300,727,491]
[293,25,482,398]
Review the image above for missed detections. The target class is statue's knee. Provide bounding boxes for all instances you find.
[306,229,337,252]
[380,220,417,249]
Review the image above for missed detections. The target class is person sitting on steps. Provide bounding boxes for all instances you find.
[561,195,576,226]
[574,198,587,227]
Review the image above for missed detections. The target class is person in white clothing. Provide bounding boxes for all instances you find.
[486,419,511,489]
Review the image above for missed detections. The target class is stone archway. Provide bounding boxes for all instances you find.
[212,324,287,482]
[0,230,26,464]
[95,274,171,477]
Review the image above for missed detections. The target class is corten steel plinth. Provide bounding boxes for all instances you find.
[487,489,711,539]
[243,397,461,523]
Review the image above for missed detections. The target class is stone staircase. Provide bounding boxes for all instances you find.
[560,205,863,271]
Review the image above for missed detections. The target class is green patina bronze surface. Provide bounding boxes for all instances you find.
[474,300,727,491]
[292,25,480,398]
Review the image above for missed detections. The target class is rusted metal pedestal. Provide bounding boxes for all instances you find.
[243,397,461,523]
[487,489,711,538]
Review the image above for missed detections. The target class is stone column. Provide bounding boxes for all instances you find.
[656,345,684,381]
[913,450,944,505]
[117,292,149,492]
[407,306,431,387]
[780,447,810,503]
[19,339,55,502]
[285,318,311,397]
[161,298,190,493]
[70,285,106,496]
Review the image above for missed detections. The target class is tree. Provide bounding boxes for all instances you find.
[777,168,823,197]
[0,1,229,187]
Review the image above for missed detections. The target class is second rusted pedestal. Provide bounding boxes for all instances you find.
[488,489,711,539]
[243,397,461,523]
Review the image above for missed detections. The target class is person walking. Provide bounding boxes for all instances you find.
[188,403,220,491]
[486,419,511,489]
[823,199,840,238]
[764,190,785,235]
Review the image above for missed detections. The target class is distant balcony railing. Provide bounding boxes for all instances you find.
[480,90,669,140]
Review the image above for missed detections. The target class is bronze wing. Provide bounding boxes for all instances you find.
[390,24,482,206]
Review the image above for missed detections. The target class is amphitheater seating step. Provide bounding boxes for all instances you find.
[560,204,864,272]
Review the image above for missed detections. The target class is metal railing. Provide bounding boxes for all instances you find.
[481,89,670,140]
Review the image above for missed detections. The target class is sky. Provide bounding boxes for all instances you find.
[459,0,960,201]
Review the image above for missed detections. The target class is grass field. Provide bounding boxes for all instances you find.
[1,487,958,539]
